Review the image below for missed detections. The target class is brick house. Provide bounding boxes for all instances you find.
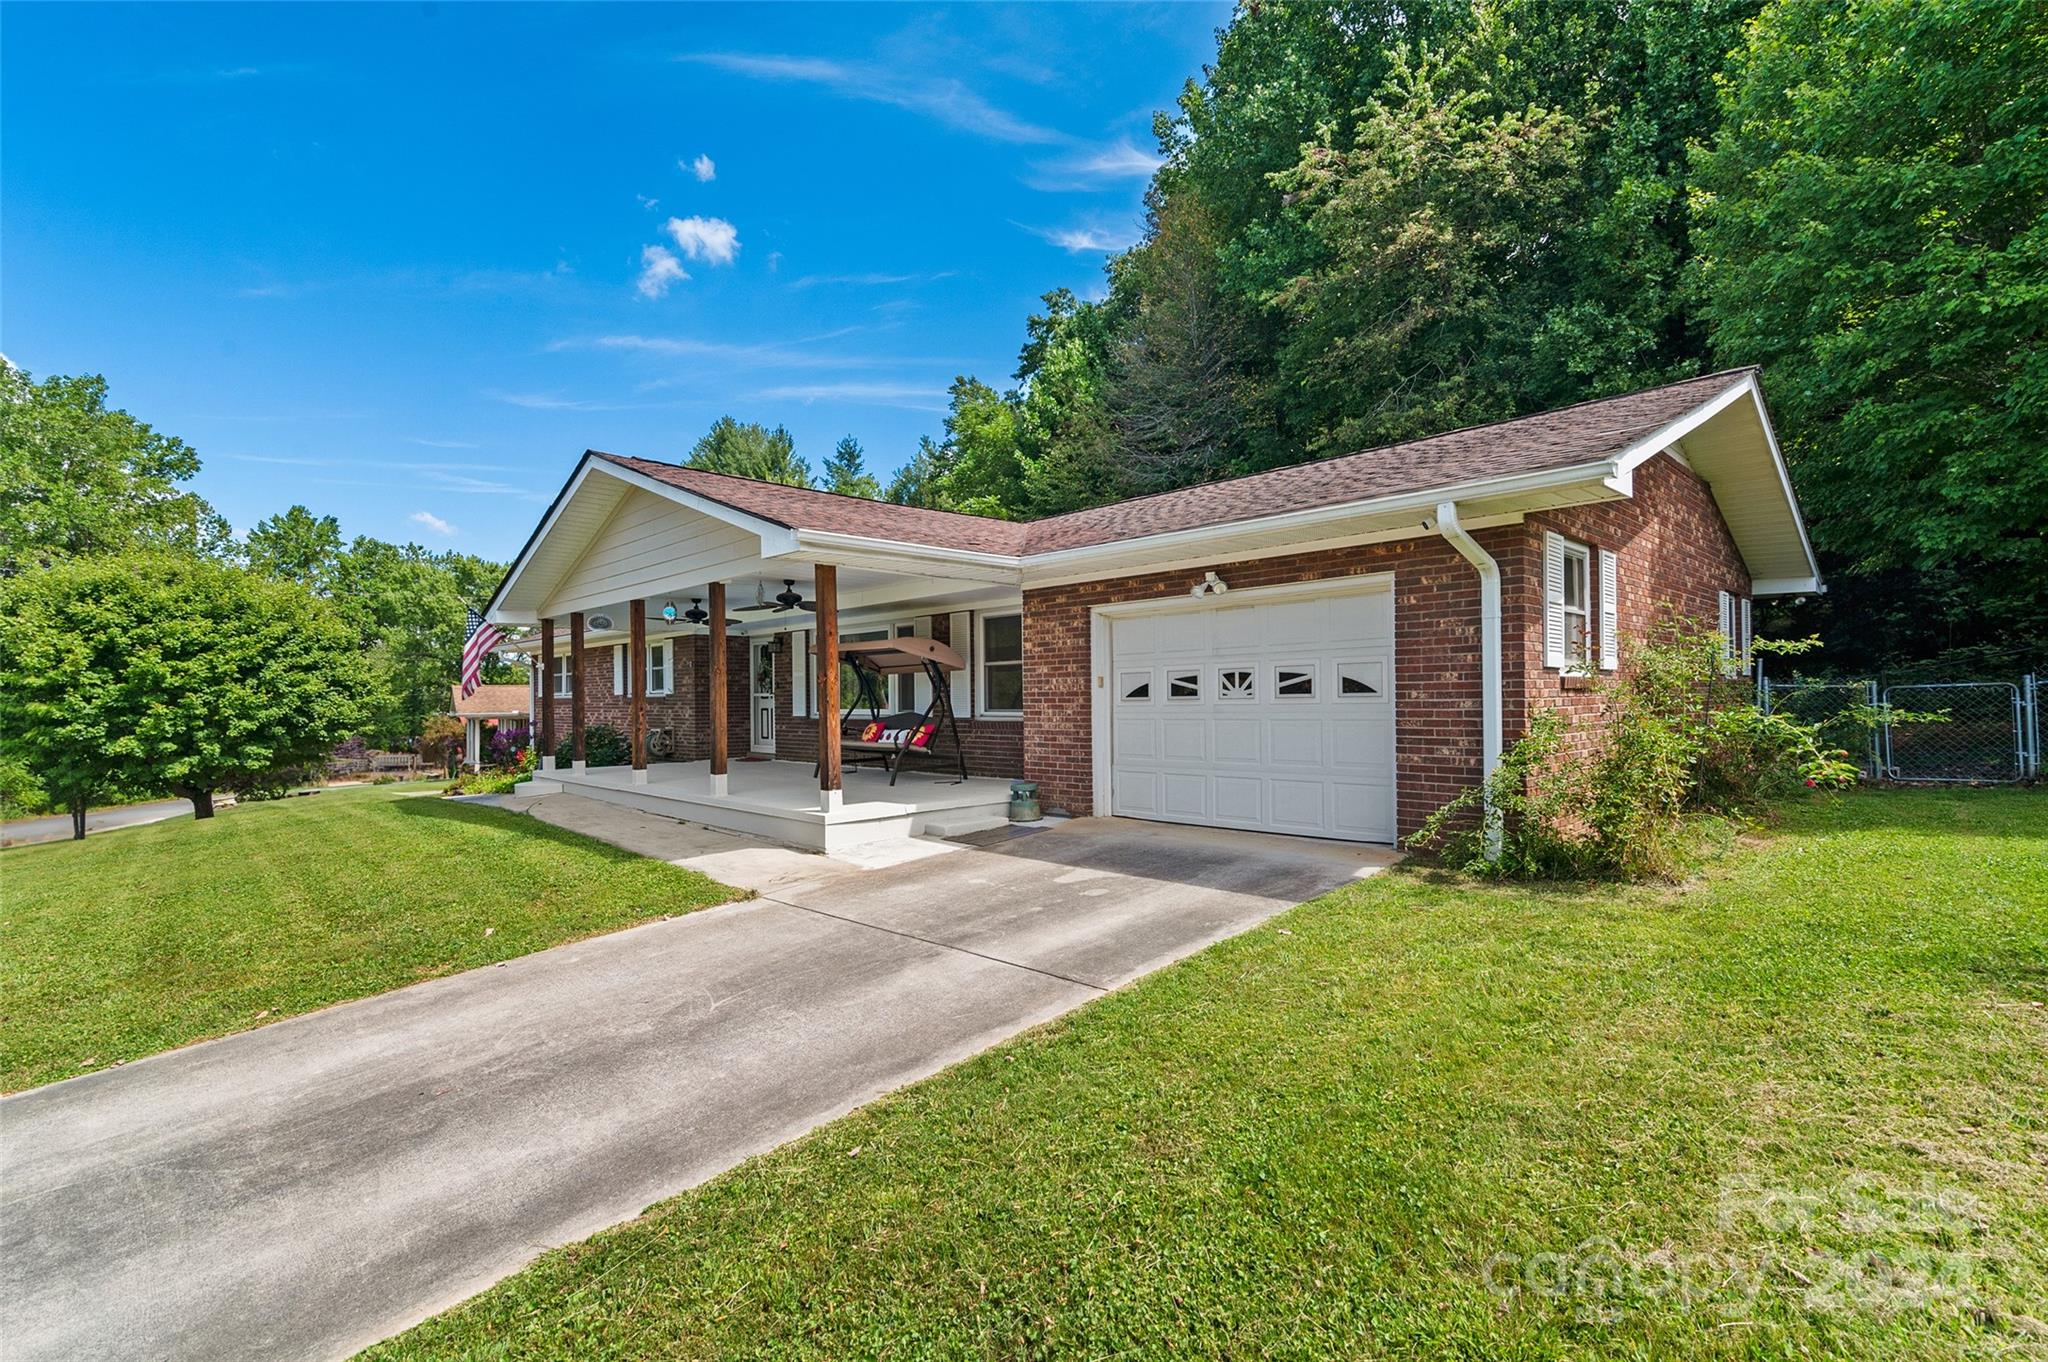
[492,368,1818,850]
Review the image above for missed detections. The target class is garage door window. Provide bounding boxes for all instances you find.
[1337,660,1384,698]
[1274,665,1316,699]
[1119,670,1151,701]
[1167,669,1201,700]
[1217,667,1256,701]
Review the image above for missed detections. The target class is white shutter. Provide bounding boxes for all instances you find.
[611,644,625,695]
[1598,548,1619,672]
[948,611,973,719]
[1542,532,1567,669]
[1739,596,1752,663]
[1717,591,1734,657]
[791,629,810,718]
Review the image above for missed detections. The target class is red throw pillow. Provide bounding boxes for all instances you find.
[910,723,935,749]
[860,721,883,742]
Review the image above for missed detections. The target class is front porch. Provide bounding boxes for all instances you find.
[522,759,1017,853]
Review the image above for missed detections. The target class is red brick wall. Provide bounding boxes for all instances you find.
[1512,453,1753,745]
[1022,530,1518,836]
[536,634,745,762]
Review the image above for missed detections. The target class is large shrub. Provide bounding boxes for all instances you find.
[554,723,630,768]
[1412,626,1858,879]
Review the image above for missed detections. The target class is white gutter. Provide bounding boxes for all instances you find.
[1433,501,1504,858]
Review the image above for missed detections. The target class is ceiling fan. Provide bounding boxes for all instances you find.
[734,579,816,614]
[660,598,710,626]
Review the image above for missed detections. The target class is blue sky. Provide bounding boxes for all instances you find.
[2,2,1229,560]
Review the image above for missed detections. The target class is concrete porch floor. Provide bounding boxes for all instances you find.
[521,758,1016,852]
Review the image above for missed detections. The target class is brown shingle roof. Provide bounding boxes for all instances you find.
[449,683,531,718]
[597,369,1756,559]
[593,456,1032,555]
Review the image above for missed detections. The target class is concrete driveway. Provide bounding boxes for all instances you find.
[2,810,1394,1362]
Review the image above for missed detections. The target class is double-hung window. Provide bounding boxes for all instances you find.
[551,653,573,698]
[646,640,672,697]
[1543,532,1593,671]
[978,612,1023,717]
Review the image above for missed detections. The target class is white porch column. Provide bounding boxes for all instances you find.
[465,717,481,771]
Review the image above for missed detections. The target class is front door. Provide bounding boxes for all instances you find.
[750,639,776,753]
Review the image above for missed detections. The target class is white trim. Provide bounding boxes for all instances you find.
[1025,470,1603,584]
[976,609,1024,720]
[610,643,625,697]
[550,653,573,699]
[1609,377,1756,479]
[1752,575,1822,596]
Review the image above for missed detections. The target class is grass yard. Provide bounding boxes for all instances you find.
[0,784,742,1092]
[365,788,2048,1361]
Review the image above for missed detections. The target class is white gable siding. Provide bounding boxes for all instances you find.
[544,488,764,618]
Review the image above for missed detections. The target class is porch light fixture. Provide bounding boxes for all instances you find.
[1190,571,1230,598]
[661,600,678,623]
[587,612,614,631]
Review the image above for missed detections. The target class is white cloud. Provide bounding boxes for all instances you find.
[788,270,957,290]
[408,437,480,449]
[636,243,688,298]
[409,511,457,536]
[1027,138,1165,190]
[679,52,1064,145]
[1022,220,1142,254]
[664,216,739,266]
[688,153,716,182]
[755,381,949,411]
[636,193,661,211]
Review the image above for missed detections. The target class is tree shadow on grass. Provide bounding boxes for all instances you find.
[384,793,659,865]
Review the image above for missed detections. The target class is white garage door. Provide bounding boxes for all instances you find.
[1107,583,1395,843]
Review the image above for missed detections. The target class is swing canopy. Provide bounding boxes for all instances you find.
[811,636,965,674]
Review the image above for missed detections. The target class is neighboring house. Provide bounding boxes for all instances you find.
[448,683,531,771]
[489,367,1818,846]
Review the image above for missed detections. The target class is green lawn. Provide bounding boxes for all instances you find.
[365,788,2048,1361]
[0,783,742,1092]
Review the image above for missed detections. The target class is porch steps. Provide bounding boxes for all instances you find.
[921,812,1013,840]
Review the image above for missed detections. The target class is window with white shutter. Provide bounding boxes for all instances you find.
[1544,532,1592,671]
[1739,597,1752,664]
[645,640,671,697]
[790,629,812,718]
[611,643,626,696]
[1598,548,1619,671]
[1718,591,1735,659]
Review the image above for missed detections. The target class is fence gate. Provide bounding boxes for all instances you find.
[1760,674,2039,784]
[1882,682,2027,784]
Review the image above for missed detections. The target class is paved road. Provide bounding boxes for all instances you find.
[0,817,1394,1362]
[2,799,193,847]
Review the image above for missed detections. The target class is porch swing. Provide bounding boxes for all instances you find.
[812,635,970,785]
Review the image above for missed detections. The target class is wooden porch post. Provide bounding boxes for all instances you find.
[569,611,587,768]
[707,582,728,794]
[629,598,648,783]
[816,565,840,809]
[538,617,556,768]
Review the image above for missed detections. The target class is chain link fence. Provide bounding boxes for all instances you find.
[1759,674,2040,784]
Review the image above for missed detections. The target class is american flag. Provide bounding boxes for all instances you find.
[461,608,506,699]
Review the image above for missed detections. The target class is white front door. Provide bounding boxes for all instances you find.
[750,639,776,753]
[1106,580,1396,843]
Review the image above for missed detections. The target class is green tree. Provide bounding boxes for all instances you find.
[0,364,231,569]
[1269,44,1596,452]
[686,417,812,487]
[326,538,514,746]
[820,435,882,500]
[936,377,1026,517]
[885,436,957,509]
[245,504,344,592]
[1691,0,2048,665]
[0,552,367,828]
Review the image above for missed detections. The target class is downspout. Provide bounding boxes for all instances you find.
[1433,501,1503,858]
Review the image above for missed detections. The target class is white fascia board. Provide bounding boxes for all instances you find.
[1609,373,1823,592]
[1020,463,1609,585]
[789,529,1023,584]
[1752,575,1825,596]
[1609,375,1757,479]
